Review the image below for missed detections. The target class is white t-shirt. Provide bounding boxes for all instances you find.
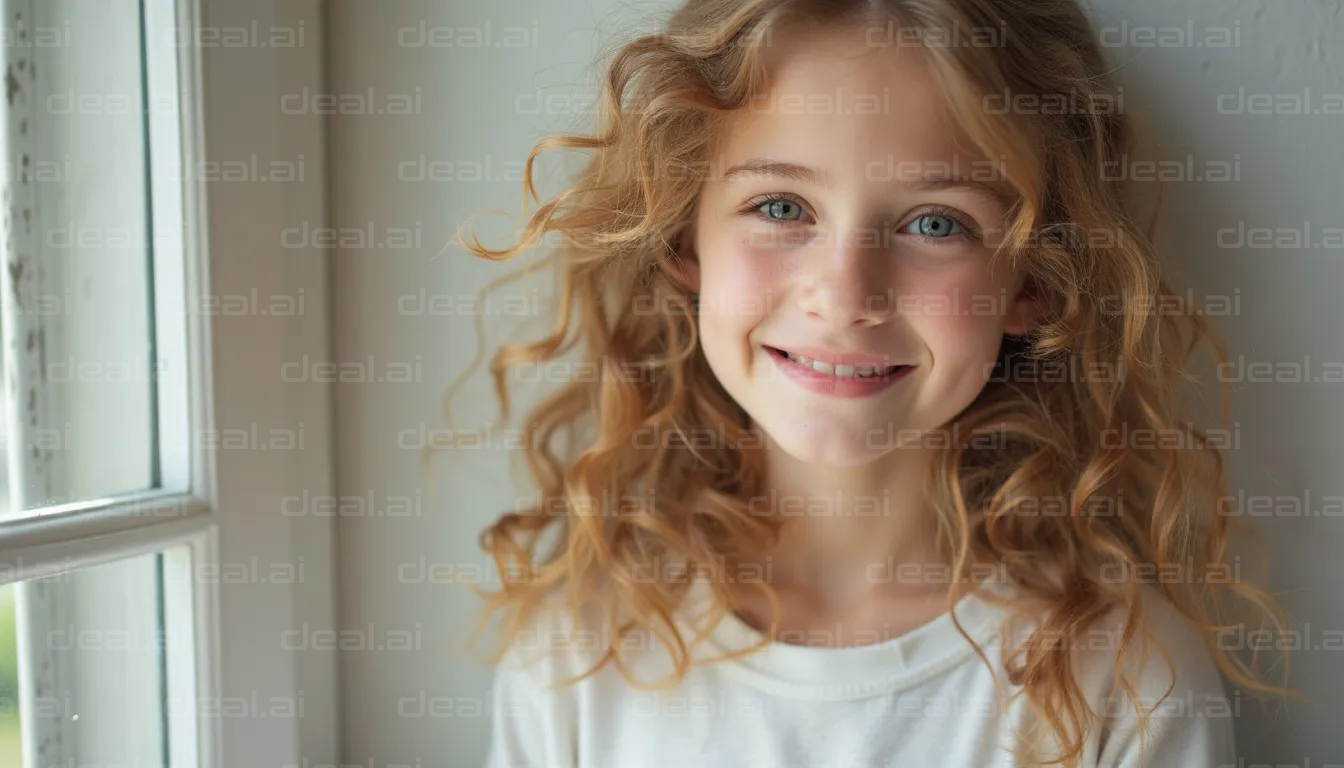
[484,577,1237,767]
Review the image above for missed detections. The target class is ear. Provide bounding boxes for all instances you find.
[665,225,701,294]
[1004,273,1044,337]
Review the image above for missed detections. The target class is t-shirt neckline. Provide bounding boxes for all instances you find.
[674,574,1016,701]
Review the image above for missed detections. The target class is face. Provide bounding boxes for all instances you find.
[680,27,1038,467]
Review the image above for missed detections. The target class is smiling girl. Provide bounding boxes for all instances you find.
[452,0,1293,765]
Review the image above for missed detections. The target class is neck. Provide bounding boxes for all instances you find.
[746,428,952,596]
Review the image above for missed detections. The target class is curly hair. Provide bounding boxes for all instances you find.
[444,0,1298,764]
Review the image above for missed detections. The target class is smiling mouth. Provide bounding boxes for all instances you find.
[764,346,910,379]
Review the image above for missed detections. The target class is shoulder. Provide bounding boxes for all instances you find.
[486,591,609,768]
[494,589,608,692]
[1070,586,1237,766]
[486,585,701,767]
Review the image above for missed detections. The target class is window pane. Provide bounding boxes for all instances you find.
[0,583,19,763]
[1,0,158,513]
[6,549,180,767]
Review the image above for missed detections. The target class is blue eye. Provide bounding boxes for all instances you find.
[757,198,806,222]
[904,213,963,239]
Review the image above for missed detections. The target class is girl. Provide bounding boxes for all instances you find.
[450,0,1295,765]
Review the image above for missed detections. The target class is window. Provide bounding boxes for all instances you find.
[0,550,196,765]
[0,0,336,765]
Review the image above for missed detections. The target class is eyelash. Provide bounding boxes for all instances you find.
[739,193,981,244]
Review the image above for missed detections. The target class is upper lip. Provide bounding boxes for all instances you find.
[766,345,910,369]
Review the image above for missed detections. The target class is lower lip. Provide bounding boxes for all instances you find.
[765,347,914,399]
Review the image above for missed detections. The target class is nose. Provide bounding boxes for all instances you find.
[795,228,892,328]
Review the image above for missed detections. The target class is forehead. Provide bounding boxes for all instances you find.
[713,26,980,176]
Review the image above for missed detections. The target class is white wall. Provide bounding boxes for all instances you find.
[328,0,1344,764]
[328,0,679,763]
[1082,1,1344,760]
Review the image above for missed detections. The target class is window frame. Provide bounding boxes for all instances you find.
[0,0,338,764]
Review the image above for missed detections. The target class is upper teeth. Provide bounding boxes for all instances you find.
[783,351,891,378]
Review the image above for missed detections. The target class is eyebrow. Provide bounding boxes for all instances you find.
[720,158,1015,209]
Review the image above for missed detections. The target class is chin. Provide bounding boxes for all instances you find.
[757,417,892,468]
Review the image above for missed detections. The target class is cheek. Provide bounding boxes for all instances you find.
[698,238,778,335]
[692,235,782,393]
[903,261,1009,371]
